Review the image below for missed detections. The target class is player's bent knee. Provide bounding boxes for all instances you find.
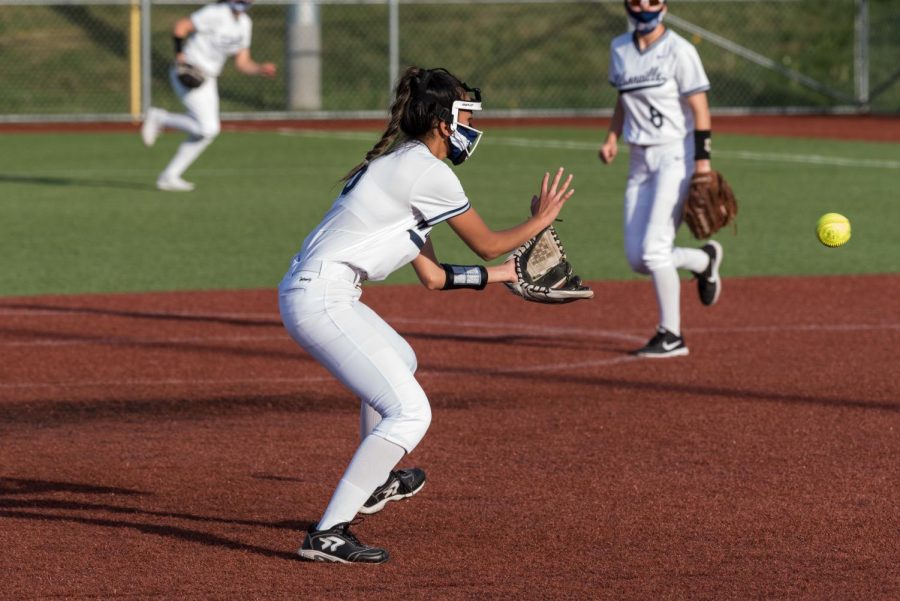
[198,123,220,139]
[642,251,673,272]
[375,396,431,452]
[626,252,650,274]
[403,403,432,451]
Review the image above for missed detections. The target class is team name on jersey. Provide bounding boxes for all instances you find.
[213,33,245,53]
[614,66,667,92]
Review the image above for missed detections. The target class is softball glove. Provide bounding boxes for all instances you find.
[505,226,593,304]
[683,170,738,239]
[175,62,205,89]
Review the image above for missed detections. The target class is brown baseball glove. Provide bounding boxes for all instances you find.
[175,62,205,89]
[683,170,738,239]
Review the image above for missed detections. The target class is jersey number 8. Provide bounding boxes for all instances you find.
[648,105,664,128]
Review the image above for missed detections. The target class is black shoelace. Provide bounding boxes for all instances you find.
[340,518,366,545]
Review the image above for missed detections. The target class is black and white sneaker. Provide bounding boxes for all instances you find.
[694,240,723,306]
[358,468,426,515]
[298,521,389,564]
[631,326,689,358]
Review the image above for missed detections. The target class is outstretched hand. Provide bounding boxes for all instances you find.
[259,62,277,78]
[530,167,574,224]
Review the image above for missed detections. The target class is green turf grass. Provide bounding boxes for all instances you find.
[0,128,896,296]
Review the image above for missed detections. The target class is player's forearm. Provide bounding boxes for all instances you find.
[607,97,625,139]
[486,261,516,284]
[172,18,194,61]
[236,59,260,75]
[688,92,712,172]
[236,56,276,77]
[688,92,711,130]
[464,218,553,261]
[412,249,510,291]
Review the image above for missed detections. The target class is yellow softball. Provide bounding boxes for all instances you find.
[816,213,851,247]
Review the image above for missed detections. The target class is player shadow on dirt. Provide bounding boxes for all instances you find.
[0,321,301,362]
[0,510,304,561]
[427,366,900,413]
[0,477,308,562]
[0,477,143,497]
[0,392,346,429]
[1,302,282,328]
[0,174,158,192]
[402,330,614,351]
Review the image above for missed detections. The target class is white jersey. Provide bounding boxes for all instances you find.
[608,29,709,146]
[295,141,471,282]
[184,3,252,78]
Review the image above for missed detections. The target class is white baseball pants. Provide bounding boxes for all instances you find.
[278,259,431,453]
[623,137,709,334]
[157,67,222,180]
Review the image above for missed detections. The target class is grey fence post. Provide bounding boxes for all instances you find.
[854,0,870,108]
[389,0,399,98]
[287,0,322,110]
[141,0,151,115]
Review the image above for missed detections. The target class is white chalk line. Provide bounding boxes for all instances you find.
[277,129,900,170]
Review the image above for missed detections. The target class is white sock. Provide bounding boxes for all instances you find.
[317,434,405,531]
[651,265,681,336]
[672,246,709,274]
[160,136,213,181]
[160,111,203,137]
[360,401,381,441]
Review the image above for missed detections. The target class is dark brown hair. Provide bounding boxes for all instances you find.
[341,66,467,181]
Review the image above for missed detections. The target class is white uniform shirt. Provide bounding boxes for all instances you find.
[184,3,252,78]
[296,142,471,282]
[608,29,710,146]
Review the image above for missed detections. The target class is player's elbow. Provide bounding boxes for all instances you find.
[471,244,501,262]
[173,18,194,37]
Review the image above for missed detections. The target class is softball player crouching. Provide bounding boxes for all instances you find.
[140,0,276,191]
[280,67,574,563]
[599,0,724,358]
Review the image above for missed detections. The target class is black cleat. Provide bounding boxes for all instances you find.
[631,326,689,358]
[358,468,426,515]
[694,240,723,306]
[298,521,389,564]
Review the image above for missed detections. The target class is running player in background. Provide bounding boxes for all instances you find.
[599,0,724,358]
[280,67,575,563]
[140,0,276,191]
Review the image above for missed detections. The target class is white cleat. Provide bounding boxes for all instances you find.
[156,176,195,192]
[141,107,166,147]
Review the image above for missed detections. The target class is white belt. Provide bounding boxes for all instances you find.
[295,259,362,285]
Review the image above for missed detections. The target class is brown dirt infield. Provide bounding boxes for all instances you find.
[1,275,898,599]
[3,114,899,142]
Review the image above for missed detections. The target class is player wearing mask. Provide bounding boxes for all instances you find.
[599,0,724,358]
[280,67,575,562]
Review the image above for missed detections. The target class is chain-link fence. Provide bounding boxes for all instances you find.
[1,0,898,121]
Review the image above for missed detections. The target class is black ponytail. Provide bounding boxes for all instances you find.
[341,66,467,182]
